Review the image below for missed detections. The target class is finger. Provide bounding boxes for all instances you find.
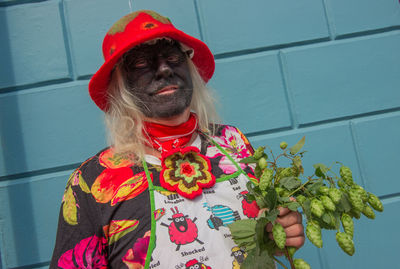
[285,236,305,248]
[277,206,291,217]
[284,223,305,238]
[276,211,302,228]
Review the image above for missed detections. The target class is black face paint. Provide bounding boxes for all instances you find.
[121,39,193,119]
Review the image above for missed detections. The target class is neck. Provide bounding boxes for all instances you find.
[144,108,190,126]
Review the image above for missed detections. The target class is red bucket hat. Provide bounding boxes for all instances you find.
[89,10,215,111]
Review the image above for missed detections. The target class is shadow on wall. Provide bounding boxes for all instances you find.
[0,12,40,268]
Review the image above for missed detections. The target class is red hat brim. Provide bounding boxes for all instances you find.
[89,20,215,111]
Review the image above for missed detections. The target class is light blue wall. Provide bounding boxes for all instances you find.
[0,0,399,268]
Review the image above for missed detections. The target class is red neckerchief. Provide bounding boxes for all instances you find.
[143,113,198,153]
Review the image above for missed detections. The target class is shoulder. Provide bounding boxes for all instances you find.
[72,147,137,186]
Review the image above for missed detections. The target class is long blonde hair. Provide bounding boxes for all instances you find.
[104,58,219,162]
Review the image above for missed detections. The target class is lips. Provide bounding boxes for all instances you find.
[154,85,178,95]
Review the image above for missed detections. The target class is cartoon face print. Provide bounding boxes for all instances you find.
[203,203,241,230]
[160,207,204,250]
[185,258,211,269]
[231,246,247,268]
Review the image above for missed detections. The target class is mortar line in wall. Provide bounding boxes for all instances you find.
[8,261,50,269]
[297,107,400,129]
[278,51,299,129]
[0,79,89,95]
[0,0,47,7]
[214,37,330,60]
[59,0,77,80]
[193,0,205,41]
[321,0,337,40]
[244,108,400,140]
[335,26,400,40]
[349,121,368,188]
[0,162,81,182]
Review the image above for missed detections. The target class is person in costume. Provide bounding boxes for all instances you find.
[51,10,305,269]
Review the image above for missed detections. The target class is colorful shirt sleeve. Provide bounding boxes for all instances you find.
[50,161,108,269]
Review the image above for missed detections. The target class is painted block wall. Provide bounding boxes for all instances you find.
[0,0,399,268]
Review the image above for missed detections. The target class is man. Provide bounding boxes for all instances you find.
[51,10,304,268]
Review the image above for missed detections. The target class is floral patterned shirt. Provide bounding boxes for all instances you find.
[50,124,257,269]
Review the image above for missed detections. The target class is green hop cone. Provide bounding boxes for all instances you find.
[328,188,342,204]
[341,213,354,238]
[253,146,265,160]
[340,166,354,186]
[306,221,323,248]
[259,168,273,191]
[296,195,306,205]
[362,205,375,219]
[310,198,325,218]
[337,180,347,188]
[272,222,286,249]
[367,192,384,212]
[320,195,336,211]
[349,208,361,219]
[351,185,368,202]
[280,141,288,150]
[336,232,355,256]
[348,189,364,212]
[318,186,330,195]
[293,259,311,269]
[278,167,295,179]
[258,157,268,170]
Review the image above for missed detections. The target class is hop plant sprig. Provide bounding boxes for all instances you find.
[228,137,384,269]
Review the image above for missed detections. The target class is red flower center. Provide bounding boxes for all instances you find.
[180,162,195,177]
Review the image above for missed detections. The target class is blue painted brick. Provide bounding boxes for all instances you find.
[328,0,400,37]
[0,82,106,177]
[352,112,400,197]
[197,0,329,54]
[282,32,400,125]
[248,123,362,184]
[64,0,200,78]
[0,2,70,89]
[319,197,400,268]
[0,171,70,267]
[210,52,291,133]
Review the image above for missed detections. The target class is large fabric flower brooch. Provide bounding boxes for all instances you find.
[160,146,215,199]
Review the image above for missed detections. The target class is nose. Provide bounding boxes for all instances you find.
[155,59,173,79]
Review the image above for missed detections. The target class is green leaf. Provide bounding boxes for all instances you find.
[239,156,258,164]
[287,201,301,211]
[255,218,268,255]
[306,179,324,194]
[313,163,328,178]
[241,248,276,269]
[264,187,278,209]
[280,177,301,190]
[302,199,312,220]
[265,208,280,223]
[229,219,257,250]
[337,192,352,213]
[290,136,306,155]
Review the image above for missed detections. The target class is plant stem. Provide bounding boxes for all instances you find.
[285,247,296,269]
[273,256,288,269]
[287,178,314,197]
